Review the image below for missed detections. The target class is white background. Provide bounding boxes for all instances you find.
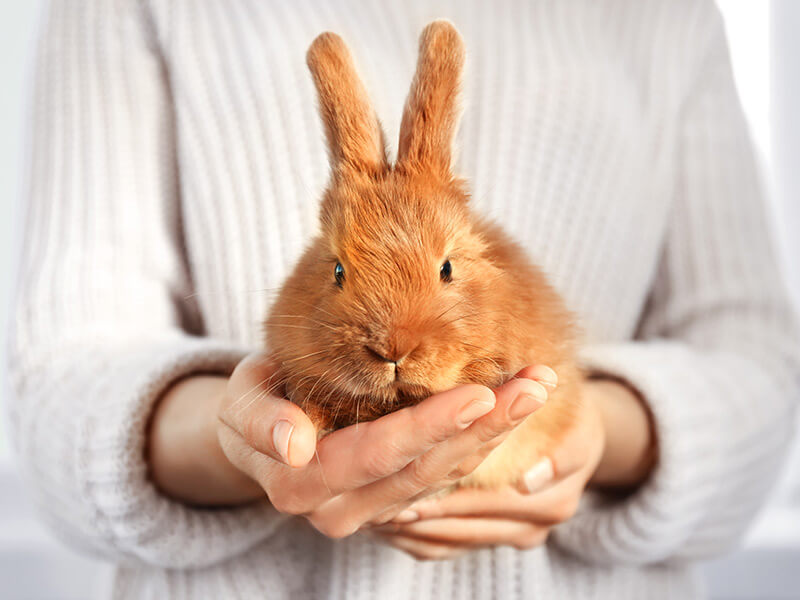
[0,2,797,599]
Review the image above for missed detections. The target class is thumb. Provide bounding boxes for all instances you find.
[219,353,317,467]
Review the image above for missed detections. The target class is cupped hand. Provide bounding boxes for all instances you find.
[372,367,606,560]
[216,353,551,539]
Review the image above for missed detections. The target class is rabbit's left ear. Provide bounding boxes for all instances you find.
[396,21,465,177]
[307,32,387,175]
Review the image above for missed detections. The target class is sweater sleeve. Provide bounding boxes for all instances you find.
[7,0,287,569]
[552,5,800,565]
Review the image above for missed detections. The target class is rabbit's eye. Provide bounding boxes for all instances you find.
[440,259,452,282]
[334,262,345,287]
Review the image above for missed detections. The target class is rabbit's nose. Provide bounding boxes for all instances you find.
[365,344,418,365]
[365,345,398,364]
[366,328,421,365]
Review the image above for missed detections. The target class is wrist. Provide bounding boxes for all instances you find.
[148,374,263,506]
[586,377,657,490]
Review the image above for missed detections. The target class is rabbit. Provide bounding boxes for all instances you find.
[264,20,582,489]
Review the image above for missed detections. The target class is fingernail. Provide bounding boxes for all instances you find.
[457,397,496,427]
[508,383,547,420]
[394,509,419,523]
[524,457,554,493]
[272,419,295,464]
[531,365,558,389]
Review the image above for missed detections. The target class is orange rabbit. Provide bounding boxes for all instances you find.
[265,20,582,489]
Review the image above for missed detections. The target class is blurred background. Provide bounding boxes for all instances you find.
[0,1,798,598]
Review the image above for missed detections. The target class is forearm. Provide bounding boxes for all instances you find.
[148,375,263,506]
[587,378,657,489]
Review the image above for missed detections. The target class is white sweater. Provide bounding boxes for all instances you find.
[8,0,800,598]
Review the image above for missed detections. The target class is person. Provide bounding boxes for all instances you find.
[8,0,799,598]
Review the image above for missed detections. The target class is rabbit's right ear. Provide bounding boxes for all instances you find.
[396,21,465,178]
[307,33,387,175]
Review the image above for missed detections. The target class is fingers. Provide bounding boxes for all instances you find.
[376,518,549,551]
[322,383,497,486]
[402,477,584,526]
[515,363,600,492]
[519,394,603,493]
[376,533,468,561]
[396,376,547,488]
[266,383,497,510]
[548,398,604,481]
[417,375,547,483]
[442,364,557,486]
[515,364,558,390]
[218,354,317,467]
[520,457,556,493]
[313,377,548,528]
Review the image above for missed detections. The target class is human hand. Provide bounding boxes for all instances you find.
[216,353,552,539]
[373,368,606,559]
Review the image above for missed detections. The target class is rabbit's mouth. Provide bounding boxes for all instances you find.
[392,380,431,405]
[325,369,431,407]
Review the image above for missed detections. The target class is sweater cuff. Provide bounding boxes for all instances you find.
[552,341,733,565]
[75,336,288,568]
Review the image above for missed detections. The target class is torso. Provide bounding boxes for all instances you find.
[145,0,692,349]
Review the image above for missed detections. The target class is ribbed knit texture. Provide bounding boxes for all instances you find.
[7,0,800,598]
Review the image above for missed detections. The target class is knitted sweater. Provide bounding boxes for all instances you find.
[8,0,800,598]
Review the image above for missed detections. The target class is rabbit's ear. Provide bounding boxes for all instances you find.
[396,21,465,177]
[307,33,387,175]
